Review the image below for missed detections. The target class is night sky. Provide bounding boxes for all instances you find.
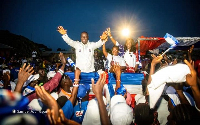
[1,0,200,51]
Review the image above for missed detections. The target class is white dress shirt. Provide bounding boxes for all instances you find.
[62,34,105,73]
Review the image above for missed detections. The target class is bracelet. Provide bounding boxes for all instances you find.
[116,80,121,82]
[110,36,113,39]
[74,79,80,81]
[73,83,79,87]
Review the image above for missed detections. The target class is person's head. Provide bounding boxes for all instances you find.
[38,69,45,77]
[81,31,89,44]
[60,74,73,89]
[134,103,155,125]
[167,104,200,125]
[110,95,133,125]
[94,50,98,58]
[125,38,136,52]
[82,97,107,125]
[56,96,69,108]
[112,46,119,56]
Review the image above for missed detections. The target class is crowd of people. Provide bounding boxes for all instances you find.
[0,26,200,125]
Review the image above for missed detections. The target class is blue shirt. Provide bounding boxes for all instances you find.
[71,101,89,124]
[62,100,74,119]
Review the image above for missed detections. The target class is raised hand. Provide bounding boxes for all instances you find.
[18,63,34,84]
[188,45,194,54]
[91,72,106,98]
[100,31,108,41]
[57,26,67,35]
[184,59,197,87]
[59,52,66,65]
[35,85,59,122]
[113,63,121,77]
[106,27,112,37]
[151,54,163,66]
[14,63,34,93]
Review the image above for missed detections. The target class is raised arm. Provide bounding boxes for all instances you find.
[69,67,81,105]
[106,27,117,45]
[102,43,108,58]
[27,53,65,102]
[57,26,79,48]
[91,73,110,125]
[14,63,34,93]
[170,83,190,105]
[113,63,122,93]
[91,31,108,49]
[147,54,163,85]
[188,45,194,62]
[184,59,200,110]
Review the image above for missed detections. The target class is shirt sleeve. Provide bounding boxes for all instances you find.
[62,100,74,119]
[62,34,79,48]
[91,39,105,49]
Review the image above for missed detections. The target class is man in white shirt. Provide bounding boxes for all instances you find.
[57,26,107,73]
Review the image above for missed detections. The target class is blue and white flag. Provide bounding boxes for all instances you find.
[164,33,179,48]
[162,33,179,56]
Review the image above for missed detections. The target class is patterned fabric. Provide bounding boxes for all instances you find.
[94,58,105,72]
[0,89,29,115]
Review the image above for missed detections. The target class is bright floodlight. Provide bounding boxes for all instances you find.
[122,28,130,37]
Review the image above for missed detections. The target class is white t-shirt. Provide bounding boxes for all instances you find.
[62,34,105,73]
[106,53,126,71]
[124,51,139,67]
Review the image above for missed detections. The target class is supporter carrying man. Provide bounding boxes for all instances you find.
[57,26,108,73]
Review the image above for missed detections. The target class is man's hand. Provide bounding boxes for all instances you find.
[106,27,112,37]
[113,63,121,77]
[57,26,67,35]
[151,54,163,66]
[59,52,66,65]
[47,109,80,125]
[91,73,106,98]
[100,31,108,41]
[18,63,34,84]
[188,45,194,54]
[184,59,197,87]
[35,85,59,124]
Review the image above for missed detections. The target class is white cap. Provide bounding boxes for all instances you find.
[110,95,126,110]
[82,97,107,125]
[23,74,39,87]
[47,71,56,79]
[110,95,133,125]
